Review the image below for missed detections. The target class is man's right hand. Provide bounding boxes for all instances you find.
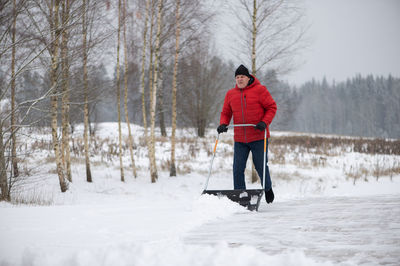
[217,124,228,134]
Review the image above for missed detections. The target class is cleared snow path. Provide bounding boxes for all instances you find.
[185,195,400,266]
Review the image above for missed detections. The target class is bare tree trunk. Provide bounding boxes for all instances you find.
[197,118,206,137]
[117,0,124,182]
[82,0,92,183]
[251,0,257,76]
[157,60,166,137]
[140,0,151,136]
[61,0,72,182]
[251,0,258,183]
[11,0,19,178]
[51,0,67,192]
[145,0,155,173]
[154,12,166,137]
[147,0,155,120]
[0,125,9,201]
[122,0,137,178]
[170,0,181,177]
[148,0,163,183]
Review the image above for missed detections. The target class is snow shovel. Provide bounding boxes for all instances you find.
[202,124,267,211]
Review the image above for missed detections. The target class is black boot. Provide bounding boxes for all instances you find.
[265,188,274,204]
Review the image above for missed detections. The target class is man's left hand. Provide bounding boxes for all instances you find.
[255,121,267,131]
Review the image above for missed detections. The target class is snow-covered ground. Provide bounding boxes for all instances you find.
[0,123,399,266]
[186,194,400,266]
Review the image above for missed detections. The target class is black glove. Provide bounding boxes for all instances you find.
[217,124,228,134]
[265,188,274,204]
[255,121,267,131]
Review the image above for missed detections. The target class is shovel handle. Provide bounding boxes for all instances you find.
[227,124,256,128]
[213,139,218,153]
[204,134,220,191]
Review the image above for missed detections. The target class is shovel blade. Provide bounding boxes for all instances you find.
[202,189,264,211]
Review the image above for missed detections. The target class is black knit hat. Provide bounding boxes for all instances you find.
[235,64,251,78]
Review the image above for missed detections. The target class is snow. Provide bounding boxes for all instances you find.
[186,194,400,266]
[1,123,399,266]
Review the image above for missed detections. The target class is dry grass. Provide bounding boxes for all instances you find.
[269,135,400,183]
[11,188,54,205]
[44,156,56,164]
[345,165,370,184]
[5,128,400,205]
[271,170,305,182]
[270,136,400,155]
[24,133,400,172]
[344,160,400,183]
[30,139,53,151]
[19,131,400,185]
[159,159,171,172]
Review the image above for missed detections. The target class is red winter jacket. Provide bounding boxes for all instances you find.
[219,75,277,142]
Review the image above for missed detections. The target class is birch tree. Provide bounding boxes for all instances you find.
[1,0,54,199]
[147,0,156,129]
[170,0,181,177]
[10,0,19,179]
[0,124,8,200]
[148,0,163,183]
[0,93,9,199]
[122,0,137,178]
[156,59,166,137]
[61,0,72,182]
[140,0,151,137]
[50,0,68,192]
[232,0,308,75]
[116,0,124,182]
[250,1,258,184]
[82,0,92,182]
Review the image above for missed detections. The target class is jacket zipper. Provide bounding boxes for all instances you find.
[240,90,247,143]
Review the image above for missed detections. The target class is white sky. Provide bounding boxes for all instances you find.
[212,0,400,86]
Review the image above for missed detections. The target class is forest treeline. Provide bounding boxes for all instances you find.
[267,74,400,139]
[11,68,399,139]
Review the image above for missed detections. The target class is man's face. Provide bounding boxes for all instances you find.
[236,75,250,89]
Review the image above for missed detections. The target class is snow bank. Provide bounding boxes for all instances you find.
[17,240,332,266]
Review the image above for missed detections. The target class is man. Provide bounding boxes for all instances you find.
[217,64,277,203]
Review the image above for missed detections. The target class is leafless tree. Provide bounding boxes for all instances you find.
[229,0,308,76]
[61,0,72,182]
[1,0,60,199]
[169,0,180,177]
[146,0,156,131]
[82,0,92,183]
[123,0,137,178]
[0,127,8,200]
[10,0,19,179]
[178,44,231,137]
[148,0,164,183]
[116,0,125,182]
[140,0,151,139]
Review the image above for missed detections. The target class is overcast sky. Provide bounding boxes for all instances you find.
[212,0,400,86]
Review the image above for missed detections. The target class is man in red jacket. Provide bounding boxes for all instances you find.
[217,65,277,203]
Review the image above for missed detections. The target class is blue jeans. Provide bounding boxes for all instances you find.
[233,139,271,191]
